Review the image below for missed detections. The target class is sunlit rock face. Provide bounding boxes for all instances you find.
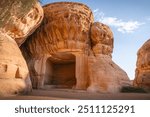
[134,39,150,92]
[21,2,94,89]
[0,0,43,96]
[0,32,32,96]
[90,22,113,57]
[0,0,43,46]
[21,2,130,93]
[88,22,130,93]
[21,2,94,55]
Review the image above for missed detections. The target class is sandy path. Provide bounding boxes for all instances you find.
[0,89,150,100]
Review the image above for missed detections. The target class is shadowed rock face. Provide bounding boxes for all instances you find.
[0,0,43,95]
[134,39,150,92]
[21,2,130,93]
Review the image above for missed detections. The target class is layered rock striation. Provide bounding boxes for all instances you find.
[134,39,150,92]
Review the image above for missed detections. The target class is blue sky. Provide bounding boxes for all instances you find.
[41,0,150,80]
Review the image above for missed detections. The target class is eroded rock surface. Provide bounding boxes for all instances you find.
[0,0,43,96]
[87,22,130,93]
[134,39,150,92]
[21,2,130,93]
[21,2,94,89]
[0,0,43,46]
[0,32,31,95]
[91,22,113,56]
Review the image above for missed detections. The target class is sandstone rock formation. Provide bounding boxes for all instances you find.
[21,2,94,89]
[90,22,113,56]
[0,0,43,95]
[0,0,43,46]
[0,32,31,95]
[21,2,130,93]
[87,22,130,93]
[134,39,150,92]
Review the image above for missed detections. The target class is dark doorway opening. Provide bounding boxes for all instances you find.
[45,54,76,88]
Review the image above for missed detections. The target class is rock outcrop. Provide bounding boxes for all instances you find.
[21,2,94,89]
[87,22,130,93]
[90,22,113,56]
[134,39,150,92]
[0,0,43,46]
[21,2,130,93]
[0,32,31,95]
[0,0,43,95]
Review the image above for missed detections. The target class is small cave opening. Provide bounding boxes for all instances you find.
[44,53,76,89]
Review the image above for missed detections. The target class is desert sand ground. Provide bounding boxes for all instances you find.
[0,88,150,100]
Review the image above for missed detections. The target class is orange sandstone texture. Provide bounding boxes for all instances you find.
[0,32,31,95]
[0,0,43,46]
[134,39,150,92]
[0,0,43,95]
[88,22,130,93]
[21,2,130,93]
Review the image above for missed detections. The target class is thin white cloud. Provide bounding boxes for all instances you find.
[101,17,144,33]
[93,9,144,33]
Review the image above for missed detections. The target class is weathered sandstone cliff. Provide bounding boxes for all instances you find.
[0,0,43,46]
[21,2,130,93]
[0,32,31,95]
[134,39,150,92]
[0,0,43,95]
[87,22,130,93]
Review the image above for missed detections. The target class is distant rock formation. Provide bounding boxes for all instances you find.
[21,2,130,93]
[134,39,150,92]
[0,0,43,95]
